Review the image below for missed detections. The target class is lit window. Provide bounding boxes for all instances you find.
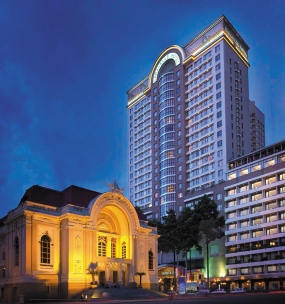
[40,235,51,264]
[14,237,19,267]
[122,242,126,259]
[111,238,116,258]
[98,236,107,257]
[146,251,154,272]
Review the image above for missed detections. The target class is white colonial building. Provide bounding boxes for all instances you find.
[0,181,159,302]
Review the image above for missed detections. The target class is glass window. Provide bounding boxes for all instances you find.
[98,236,107,257]
[14,236,19,267]
[122,242,126,259]
[40,235,51,264]
[148,250,154,270]
[215,45,220,53]
[111,238,116,258]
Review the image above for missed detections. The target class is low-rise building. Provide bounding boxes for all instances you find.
[0,182,159,302]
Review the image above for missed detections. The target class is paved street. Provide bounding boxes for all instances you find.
[37,292,285,304]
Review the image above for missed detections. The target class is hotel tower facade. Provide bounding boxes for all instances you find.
[127,15,265,219]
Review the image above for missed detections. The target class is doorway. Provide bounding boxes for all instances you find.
[99,271,105,287]
[113,271,118,284]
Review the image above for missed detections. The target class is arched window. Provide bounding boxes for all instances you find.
[148,250,153,270]
[98,236,106,257]
[122,242,126,259]
[40,235,51,264]
[111,238,116,258]
[14,237,19,266]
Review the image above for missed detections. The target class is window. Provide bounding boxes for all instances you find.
[251,180,262,189]
[239,184,248,192]
[148,250,154,270]
[228,269,237,275]
[215,63,220,71]
[98,236,107,257]
[210,245,219,256]
[227,188,236,195]
[217,120,222,128]
[265,188,276,197]
[216,92,221,99]
[216,82,221,90]
[177,96,181,102]
[267,265,278,272]
[215,45,220,52]
[216,101,221,108]
[217,193,222,200]
[265,176,276,185]
[217,140,222,147]
[279,172,285,180]
[217,111,222,118]
[215,54,220,62]
[176,79,181,85]
[14,236,19,266]
[216,73,221,80]
[253,266,263,274]
[266,227,277,235]
[122,242,126,259]
[111,238,116,258]
[40,235,51,264]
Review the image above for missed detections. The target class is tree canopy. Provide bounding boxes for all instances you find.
[148,195,225,289]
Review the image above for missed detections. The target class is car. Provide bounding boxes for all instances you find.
[230,287,246,293]
[198,288,210,294]
[212,288,226,294]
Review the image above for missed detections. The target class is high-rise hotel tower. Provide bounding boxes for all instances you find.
[127,15,265,219]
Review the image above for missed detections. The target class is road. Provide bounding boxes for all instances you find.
[43,292,285,304]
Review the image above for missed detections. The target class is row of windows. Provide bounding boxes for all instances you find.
[187,124,214,143]
[228,265,285,276]
[227,225,285,242]
[187,95,214,115]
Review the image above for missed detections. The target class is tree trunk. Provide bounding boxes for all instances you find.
[173,250,177,291]
[206,242,209,289]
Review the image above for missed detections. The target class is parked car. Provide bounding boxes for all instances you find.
[212,288,226,294]
[230,287,246,293]
[198,288,210,294]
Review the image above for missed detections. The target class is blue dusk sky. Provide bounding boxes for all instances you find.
[0,0,285,217]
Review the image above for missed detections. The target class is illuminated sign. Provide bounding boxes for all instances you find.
[153,53,180,83]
